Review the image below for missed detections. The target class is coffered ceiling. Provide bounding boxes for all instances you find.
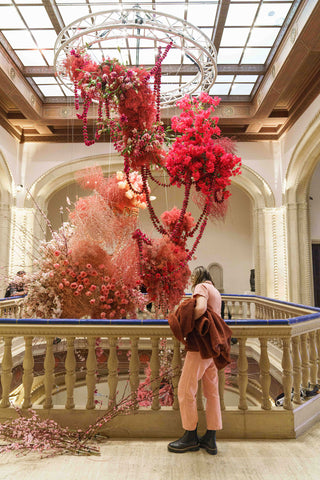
[0,0,319,143]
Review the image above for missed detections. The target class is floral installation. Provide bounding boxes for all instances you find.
[58,47,242,313]
[23,169,147,319]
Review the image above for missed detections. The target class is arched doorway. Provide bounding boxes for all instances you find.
[285,111,320,305]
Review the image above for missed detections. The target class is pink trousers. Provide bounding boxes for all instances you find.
[178,351,222,431]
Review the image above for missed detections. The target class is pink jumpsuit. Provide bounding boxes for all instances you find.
[178,281,222,431]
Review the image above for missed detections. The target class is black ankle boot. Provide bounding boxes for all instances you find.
[198,430,217,455]
[168,429,200,453]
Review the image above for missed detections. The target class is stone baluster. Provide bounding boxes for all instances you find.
[43,336,55,409]
[300,333,310,389]
[129,336,140,409]
[108,336,119,407]
[259,337,271,410]
[246,301,251,319]
[172,338,182,410]
[238,337,248,410]
[309,331,318,387]
[282,337,293,410]
[292,336,302,404]
[0,337,13,408]
[86,337,97,410]
[218,368,226,411]
[238,301,244,318]
[22,336,34,409]
[65,336,76,409]
[150,336,160,411]
[316,330,320,383]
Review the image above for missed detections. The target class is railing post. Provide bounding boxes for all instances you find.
[86,336,97,410]
[150,336,160,411]
[218,369,226,411]
[108,336,119,407]
[22,336,34,409]
[309,331,318,388]
[259,337,271,410]
[282,337,293,410]
[43,336,55,409]
[317,329,320,383]
[65,336,76,409]
[172,338,182,410]
[292,336,302,404]
[300,333,310,389]
[0,336,13,408]
[238,337,248,410]
[129,336,140,409]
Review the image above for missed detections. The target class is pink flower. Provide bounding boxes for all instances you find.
[54,250,61,256]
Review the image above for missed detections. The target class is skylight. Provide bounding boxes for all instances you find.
[0,0,301,99]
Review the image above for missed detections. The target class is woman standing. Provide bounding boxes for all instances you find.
[168,266,231,455]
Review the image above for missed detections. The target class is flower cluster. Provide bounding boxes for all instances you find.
[160,207,196,247]
[140,236,191,313]
[76,166,150,214]
[166,92,242,200]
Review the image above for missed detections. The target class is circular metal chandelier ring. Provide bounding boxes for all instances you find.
[54,7,217,107]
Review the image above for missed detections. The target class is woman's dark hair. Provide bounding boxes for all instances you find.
[191,266,214,289]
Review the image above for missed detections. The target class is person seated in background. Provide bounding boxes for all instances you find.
[4,270,27,297]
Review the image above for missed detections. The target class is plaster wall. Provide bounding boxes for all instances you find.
[0,126,19,183]
[281,93,320,181]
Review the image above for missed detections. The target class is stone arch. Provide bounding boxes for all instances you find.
[0,151,14,290]
[285,111,320,305]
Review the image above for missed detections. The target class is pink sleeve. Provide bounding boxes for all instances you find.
[193,283,209,300]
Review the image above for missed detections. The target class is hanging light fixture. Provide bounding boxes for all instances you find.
[54,7,217,107]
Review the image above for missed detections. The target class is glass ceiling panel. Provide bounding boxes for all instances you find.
[0,7,25,28]
[220,28,250,47]
[187,5,217,25]
[58,6,91,26]
[255,3,291,26]
[235,75,258,82]
[31,30,58,49]
[19,6,53,28]
[216,75,235,82]
[217,48,243,64]
[3,30,37,49]
[230,83,254,95]
[41,50,54,66]
[225,4,259,26]
[248,27,280,46]
[38,85,65,96]
[155,4,186,18]
[241,47,270,64]
[15,49,47,66]
[33,77,58,85]
[209,84,231,95]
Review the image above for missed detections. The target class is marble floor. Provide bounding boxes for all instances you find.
[1,423,320,480]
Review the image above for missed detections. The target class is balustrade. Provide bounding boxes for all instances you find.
[0,294,320,438]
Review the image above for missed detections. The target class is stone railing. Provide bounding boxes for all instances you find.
[0,294,320,439]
